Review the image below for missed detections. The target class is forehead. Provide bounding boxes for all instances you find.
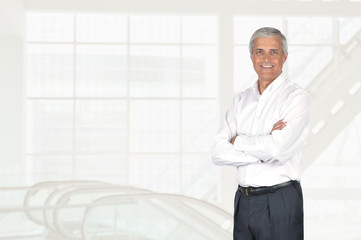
[253,36,282,49]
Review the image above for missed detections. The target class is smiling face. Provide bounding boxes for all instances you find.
[250,36,288,84]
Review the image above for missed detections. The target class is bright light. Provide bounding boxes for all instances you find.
[330,100,344,115]
[349,81,361,95]
[312,120,326,135]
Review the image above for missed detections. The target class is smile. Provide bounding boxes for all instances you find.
[260,64,274,68]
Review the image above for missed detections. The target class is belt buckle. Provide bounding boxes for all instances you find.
[245,188,249,196]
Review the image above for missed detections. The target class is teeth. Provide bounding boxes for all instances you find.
[261,65,273,68]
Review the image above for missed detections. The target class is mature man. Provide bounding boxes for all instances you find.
[212,27,310,240]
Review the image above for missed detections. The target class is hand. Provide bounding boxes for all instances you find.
[270,119,287,135]
[230,136,237,145]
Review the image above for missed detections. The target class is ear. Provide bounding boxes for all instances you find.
[283,52,288,63]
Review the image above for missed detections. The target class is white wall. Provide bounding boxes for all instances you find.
[0,0,25,168]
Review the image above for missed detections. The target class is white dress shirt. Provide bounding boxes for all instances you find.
[212,72,310,187]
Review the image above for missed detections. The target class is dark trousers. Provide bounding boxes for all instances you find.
[233,181,304,240]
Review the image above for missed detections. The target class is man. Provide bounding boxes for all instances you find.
[212,27,310,240]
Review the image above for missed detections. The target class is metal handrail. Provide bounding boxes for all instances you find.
[81,193,232,240]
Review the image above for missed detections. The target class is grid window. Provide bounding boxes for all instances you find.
[130,154,180,193]
[76,45,127,97]
[75,155,128,183]
[76,14,127,43]
[181,16,218,44]
[26,156,73,183]
[75,100,127,153]
[25,13,219,199]
[26,44,74,97]
[182,154,218,199]
[26,12,74,42]
[26,100,73,154]
[129,46,180,97]
[130,100,180,153]
[130,15,180,43]
[182,100,218,153]
[182,46,218,97]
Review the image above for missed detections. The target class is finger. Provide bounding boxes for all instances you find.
[273,126,283,131]
[274,122,285,129]
[272,122,287,131]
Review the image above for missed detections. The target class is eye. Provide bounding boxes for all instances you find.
[255,50,263,55]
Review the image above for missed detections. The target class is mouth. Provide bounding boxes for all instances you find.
[260,64,275,69]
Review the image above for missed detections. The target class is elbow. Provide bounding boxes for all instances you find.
[211,144,230,166]
[211,149,222,166]
[212,157,222,166]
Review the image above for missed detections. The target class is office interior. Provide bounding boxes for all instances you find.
[0,0,361,239]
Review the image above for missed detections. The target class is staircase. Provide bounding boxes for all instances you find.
[304,28,361,168]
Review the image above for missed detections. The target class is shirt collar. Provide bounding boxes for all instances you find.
[252,72,287,96]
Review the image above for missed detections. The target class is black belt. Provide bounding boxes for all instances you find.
[238,181,296,196]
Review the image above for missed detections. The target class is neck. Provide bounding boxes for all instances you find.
[258,72,283,94]
[258,80,273,95]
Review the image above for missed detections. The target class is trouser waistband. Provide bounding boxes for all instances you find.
[238,180,298,196]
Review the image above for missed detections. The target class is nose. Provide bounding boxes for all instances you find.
[263,53,271,61]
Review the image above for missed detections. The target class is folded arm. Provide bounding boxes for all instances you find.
[233,91,310,164]
[211,96,260,167]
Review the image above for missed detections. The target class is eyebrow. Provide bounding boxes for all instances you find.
[254,48,280,52]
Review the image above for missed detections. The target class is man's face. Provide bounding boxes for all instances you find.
[250,36,288,83]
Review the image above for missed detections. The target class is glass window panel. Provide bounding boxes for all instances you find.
[234,46,258,93]
[130,154,179,193]
[75,155,128,184]
[26,12,74,42]
[182,154,218,199]
[26,156,73,183]
[76,45,127,97]
[182,16,218,44]
[234,16,283,44]
[182,46,218,97]
[76,14,127,43]
[27,44,73,97]
[287,17,333,45]
[182,100,218,153]
[288,46,332,88]
[130,46,180,97]
[130,100,180,152]
[76,100,127,153]
[338,18,361,45]
[26,100,73,154]
[130,15,180,43]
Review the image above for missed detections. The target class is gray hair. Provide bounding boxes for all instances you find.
[249,27,288,55]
